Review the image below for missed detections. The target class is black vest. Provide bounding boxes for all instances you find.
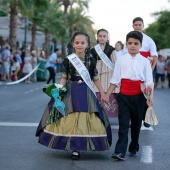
[62,54,97,81]
[91,43,115,61]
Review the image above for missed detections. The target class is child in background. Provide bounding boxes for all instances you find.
[91,29,118,118]
[114,41,123,60]
[106,31,153,161]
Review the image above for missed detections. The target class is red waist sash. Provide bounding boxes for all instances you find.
[140,51,150,58]
[120,79,143,95]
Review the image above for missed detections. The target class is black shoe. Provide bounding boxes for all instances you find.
[143,122,150,128]
[129,151,138,157]
[111,153,125,161]
[71,151,80,160]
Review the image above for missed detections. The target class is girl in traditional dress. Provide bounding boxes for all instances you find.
[91,29,118,118]
[36,32,112,160]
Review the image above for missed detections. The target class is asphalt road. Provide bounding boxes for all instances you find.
[0,80,170,170]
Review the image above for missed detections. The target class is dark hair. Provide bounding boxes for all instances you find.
[158,54,162,58]
[126,31,143,43]
[54,48,59,52]
[133,17,144,24]
[115,41,123,49]
[67,32,91,55]
[96,28,109,44]
[97,28,109,35]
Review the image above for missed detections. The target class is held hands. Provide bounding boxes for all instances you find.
[100,92,110,104]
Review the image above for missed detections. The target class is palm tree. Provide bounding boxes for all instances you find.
[38,3,67,57]
[19,0,49,50]
[56,0,90,57]
[1,0,19,49]
[67,7,94,38]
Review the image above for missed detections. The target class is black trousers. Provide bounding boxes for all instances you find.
[115,92,146,155]
[46,67,55,84]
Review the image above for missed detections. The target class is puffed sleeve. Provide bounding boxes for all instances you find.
[110,51,117,65]
[61,58,69,79]
[89,57,99,81]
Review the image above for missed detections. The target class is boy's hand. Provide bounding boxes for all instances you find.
[105,93,110,104]
[146,100,154,106]
[100,93,107,103]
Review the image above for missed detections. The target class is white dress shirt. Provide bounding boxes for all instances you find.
[122,33,158,57]
[110,53,153,87]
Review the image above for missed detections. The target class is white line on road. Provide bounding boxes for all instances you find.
[141,146,153,164]
[0,122,38,127]
[111,125,153,131]
[0,122,153,131]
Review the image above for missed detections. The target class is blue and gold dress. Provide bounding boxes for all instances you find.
[36,54,112,151]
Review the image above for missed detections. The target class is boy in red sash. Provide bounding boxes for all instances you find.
[123,17,157,71]
[123,17,157,128]
[106,31,153,161]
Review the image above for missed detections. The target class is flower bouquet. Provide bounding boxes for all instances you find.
[43,84,67,117]
[141,82,158,126]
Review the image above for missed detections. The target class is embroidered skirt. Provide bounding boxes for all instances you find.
[36,82,112,151]
[94,60,119,117]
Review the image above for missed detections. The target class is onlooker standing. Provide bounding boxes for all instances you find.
[155,55,166,88]
[19,47,25,78]
[45,48,60,84]
[165,56,170,88]
[1,46,11,81]
[31,50,37,82]
[22,52,33,83]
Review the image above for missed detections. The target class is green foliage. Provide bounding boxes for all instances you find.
[1,0,95,49]
[66,7,96,45]
[144,10,170,50]
[0,9,8,16]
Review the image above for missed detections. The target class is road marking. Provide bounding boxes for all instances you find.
[24,88,40,94]
[0,122,38,127]
[141,146,153,164]
[111,125,153,131]
[0,122,153,131]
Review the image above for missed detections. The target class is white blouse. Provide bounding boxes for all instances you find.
[110,53,153,87]
[114,50,123,58]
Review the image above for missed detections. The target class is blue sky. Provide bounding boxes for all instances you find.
[88,0,170,46]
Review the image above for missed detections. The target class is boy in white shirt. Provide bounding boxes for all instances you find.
[106,31,153,161]
[123,17,157,71]
[123,17,157,128]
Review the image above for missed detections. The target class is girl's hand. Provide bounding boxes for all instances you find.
[100,93,107,103]
[58,96,62,100]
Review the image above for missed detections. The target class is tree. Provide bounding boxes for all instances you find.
[1,0,19,49]
[38,3,67,57]
[67,7,96,44]
[57,0,90,57]
[19,0,50,50]
[144,10,170,50]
